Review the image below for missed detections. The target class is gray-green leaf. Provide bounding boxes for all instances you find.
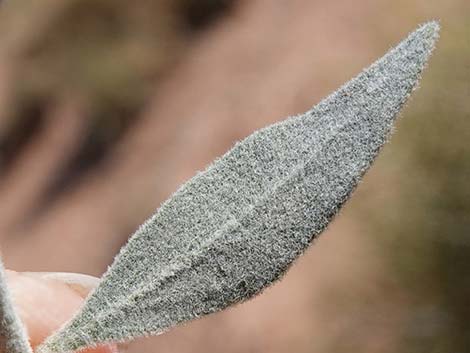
[0,259,33,353]
[38,21,439,353]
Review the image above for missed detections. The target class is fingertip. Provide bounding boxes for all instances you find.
[6,270,119,353]
[7,270,86,348]
[21,272,100,298]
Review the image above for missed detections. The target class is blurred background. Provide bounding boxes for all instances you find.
[0,0,469,352]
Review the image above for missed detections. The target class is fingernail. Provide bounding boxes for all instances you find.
[22,272,100,297]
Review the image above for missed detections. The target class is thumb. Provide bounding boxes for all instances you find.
[5,270,119,353]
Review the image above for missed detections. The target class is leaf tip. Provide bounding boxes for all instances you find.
[414,20,440,55]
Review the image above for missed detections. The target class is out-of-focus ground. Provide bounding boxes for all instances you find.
[0,1,469,352]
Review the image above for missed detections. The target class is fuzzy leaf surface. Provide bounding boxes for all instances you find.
[0,260,33,353]
[38,21,439,353]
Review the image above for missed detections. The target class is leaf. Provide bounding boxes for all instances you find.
[0,259,33,353]
[38,21,439,353]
